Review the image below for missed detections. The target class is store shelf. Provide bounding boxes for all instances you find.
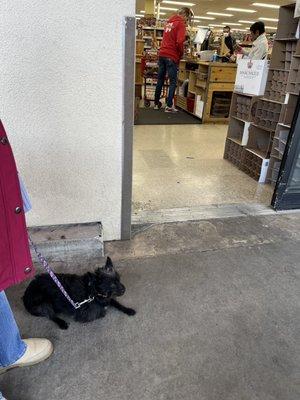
[275,38,298,42]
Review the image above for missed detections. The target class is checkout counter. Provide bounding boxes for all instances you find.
[176,60,237,123]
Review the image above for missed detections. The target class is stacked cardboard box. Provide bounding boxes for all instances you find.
[225,3,300,184]
[266,3,300,185]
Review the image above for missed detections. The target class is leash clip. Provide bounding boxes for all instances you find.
[74,296,95,309]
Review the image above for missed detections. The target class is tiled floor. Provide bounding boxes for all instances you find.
[133,123,274,212]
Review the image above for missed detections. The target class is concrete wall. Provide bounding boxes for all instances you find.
[1,1,135,240]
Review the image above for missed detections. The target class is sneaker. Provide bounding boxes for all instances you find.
[165,106,179,113]
[154,105,160,110]
[0,339,53,375]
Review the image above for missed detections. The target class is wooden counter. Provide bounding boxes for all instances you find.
[176,60,237,123]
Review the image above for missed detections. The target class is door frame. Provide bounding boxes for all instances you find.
[272,97,300,210]
[121,17,135,240]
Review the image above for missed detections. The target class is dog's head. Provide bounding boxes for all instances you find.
[88,257,125,299]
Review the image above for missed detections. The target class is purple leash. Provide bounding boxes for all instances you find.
[29,237,94,310]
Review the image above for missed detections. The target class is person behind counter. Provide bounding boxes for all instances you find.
[223,26,236,57]
[154,7,194,113]
[237,21,269,60]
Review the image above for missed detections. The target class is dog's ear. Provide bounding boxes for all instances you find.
[105,257,114,269]
[95,257,115,276]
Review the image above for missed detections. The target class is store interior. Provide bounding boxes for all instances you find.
[133,0,300,221]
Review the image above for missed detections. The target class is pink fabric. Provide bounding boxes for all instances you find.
[0,120,34,291]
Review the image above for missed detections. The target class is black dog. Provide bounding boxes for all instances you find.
[23,257,135,329]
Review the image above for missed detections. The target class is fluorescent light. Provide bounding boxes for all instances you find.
[136,17,141,20]
[162,1,195,6]
[194,16,215,20]
[258,17,278,22]
[239,20,255,24]
[252,3,280,9]
[135,14,144,17]
[140,9,166,15]
[159,6,178,11]
[265,26,277,29]
[232,29,248,32]
[209,24,225,27]
[226,8,257,13]
[222,22,242,26]
[207,12,234,17]
[197,25,209,28]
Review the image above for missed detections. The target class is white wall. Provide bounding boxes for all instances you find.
[1,1,135,240]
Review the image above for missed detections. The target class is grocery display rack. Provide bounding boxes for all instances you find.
[224,3,300,185]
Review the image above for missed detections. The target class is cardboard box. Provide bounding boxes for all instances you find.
[267,157,282,186]
[234,60,269,96]
[223,138,244,168]
[246,124,273,159]
[264,70,289,103]
[277,4,298,39]
[279,93,299,126]
[227,117,250,146]
[240,149,270,183]
[230,93,259,121]
[270,124,290,160]
[253,99,282,131]
[286,56,300,94]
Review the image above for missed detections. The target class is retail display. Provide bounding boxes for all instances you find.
[225,3,300,185]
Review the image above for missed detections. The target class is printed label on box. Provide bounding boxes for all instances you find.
[235,60,269,96]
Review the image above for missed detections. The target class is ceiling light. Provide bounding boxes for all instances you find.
[194,16,215,20]
[258,17,278,22]
[197,25,209,28]
[140,11,145,13]
[226,8,257,13]
[207,12,234,17]
[135,14,144,17]
[222,22,242,26]
[232,29,248,32]
[238,20,255,24]
[265,26,277,29]
[159,6,178,11]
[162,1,195,6]
[209,24,225,27]
[252,3,280,9]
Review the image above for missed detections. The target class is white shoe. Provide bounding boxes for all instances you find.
[0,339,53,374]
[165,106,179,113]
[154,105,160,110]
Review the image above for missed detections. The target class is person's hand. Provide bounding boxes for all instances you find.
[234,44,243,53]
[229,55,236,63]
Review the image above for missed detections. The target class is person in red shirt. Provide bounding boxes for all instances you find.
[154,7,194,113]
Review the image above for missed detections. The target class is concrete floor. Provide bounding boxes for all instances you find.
[1,213,300,400]
[133,124,273,212]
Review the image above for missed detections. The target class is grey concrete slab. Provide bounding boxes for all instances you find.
[1,214,300,400]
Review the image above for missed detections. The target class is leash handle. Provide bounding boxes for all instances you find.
[28,236,87,309]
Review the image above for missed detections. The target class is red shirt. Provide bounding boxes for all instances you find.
[159,15,187,64]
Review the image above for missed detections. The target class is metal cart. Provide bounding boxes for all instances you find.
[142,49,168,108]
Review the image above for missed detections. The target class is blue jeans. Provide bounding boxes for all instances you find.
[0,291,26,368]
[155,57,178,108]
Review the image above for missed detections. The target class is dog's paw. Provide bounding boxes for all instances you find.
[126,308,136,316]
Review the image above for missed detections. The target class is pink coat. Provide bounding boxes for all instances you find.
[0,120,34,291]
